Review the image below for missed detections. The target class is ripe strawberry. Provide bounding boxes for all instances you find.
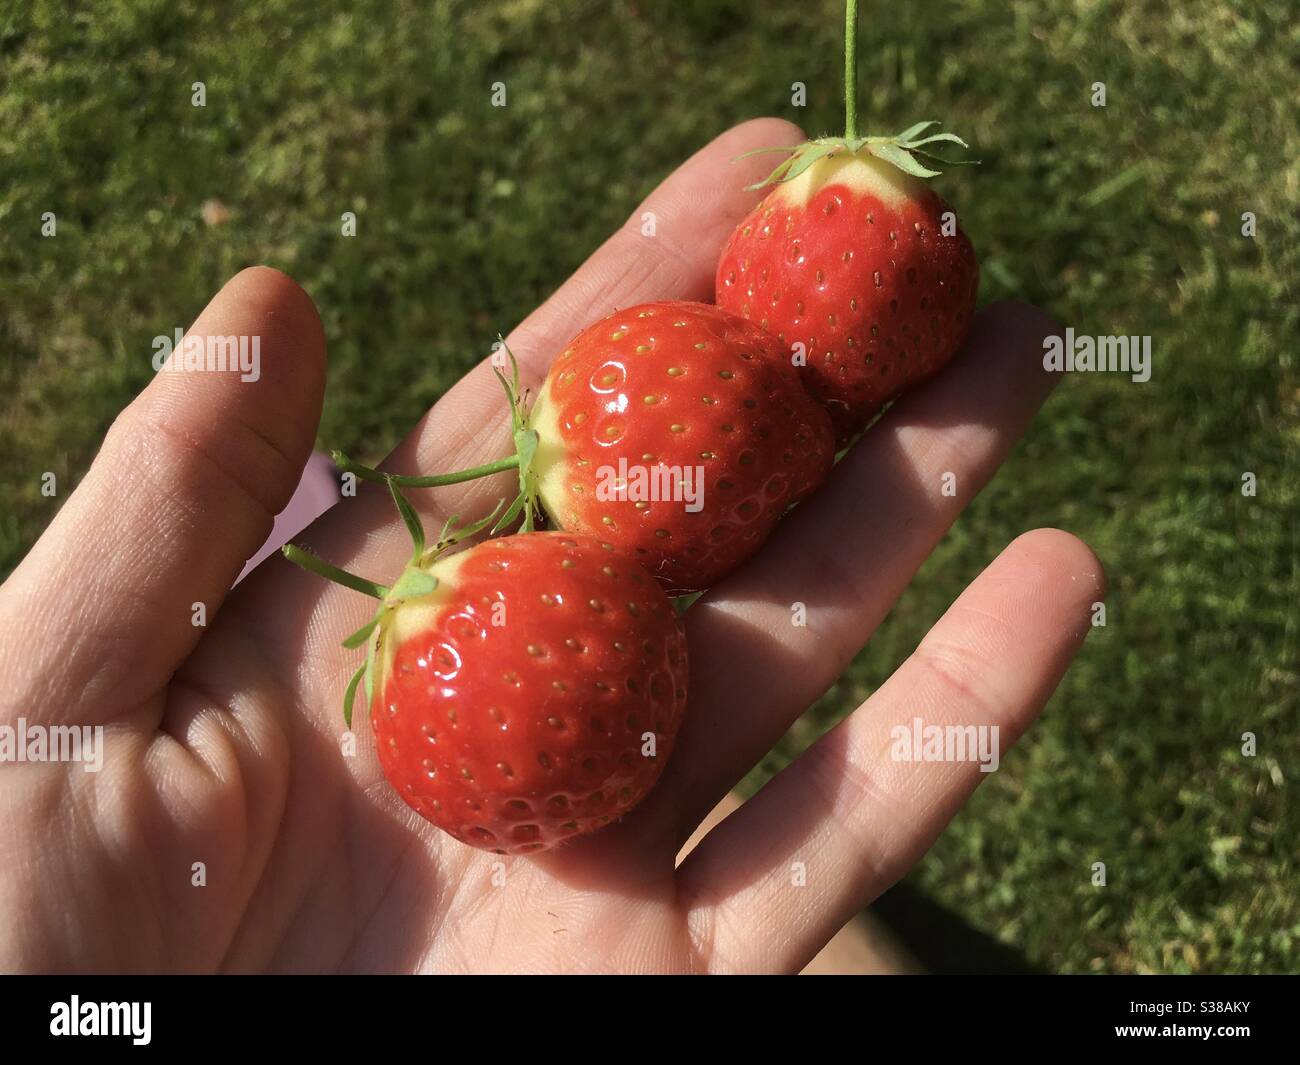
[334,303,833,594]
[525,301,835,593]
[717,1,979,444]
[717,152,978,443]
[285,497,688,855]
[371,531,687,853]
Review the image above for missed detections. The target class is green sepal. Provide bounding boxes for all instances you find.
[780,141,839,184]
[281,543,387,599]
[741,122,976,191]
[386,477,426,560]
[389,569,439,600]
[909,148,981,168]
[904,131,970,150]
[492,489,528,535]
[895,120,940,143]
[434,511,460,546]
[869,140,941,178]
[745,145,813,190]
[515,427,538,477]
[488,339,546,532]
[459,498,509,540]
[363,624,379,713]
[492,337,528,433]
[493,363,519,424]
[423,497,510,561]
[514,427,539,531]
[733,145,810,161]
[342,660,366,730]
[342,615,380,649]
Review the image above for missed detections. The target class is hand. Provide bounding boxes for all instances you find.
[0,119,1103,973]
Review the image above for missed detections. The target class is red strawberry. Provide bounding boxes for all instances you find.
[525,301,835,593]
[285,510,688,855]
[331,301,834,594]
[717,1,979,444]
[370,531,687,854]
[717,152,978,443]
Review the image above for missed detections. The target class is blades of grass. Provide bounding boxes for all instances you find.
[1080,162,1147,207]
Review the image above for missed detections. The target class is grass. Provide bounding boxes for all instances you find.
[2,0,1297,972]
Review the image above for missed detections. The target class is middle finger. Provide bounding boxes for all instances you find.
[652,301,1065,844]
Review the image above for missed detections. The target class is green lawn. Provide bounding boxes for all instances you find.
[2,0,1296,972]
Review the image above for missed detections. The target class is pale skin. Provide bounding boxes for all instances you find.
[0,119,1104,973]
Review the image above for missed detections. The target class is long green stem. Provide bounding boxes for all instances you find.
[332,450,520,487]
[282,544,388,599]
[844,0,858,141]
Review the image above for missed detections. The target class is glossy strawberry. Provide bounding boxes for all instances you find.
[718,150,977,445]
[526,301,835,593]
[369,531,687,853]
[284,485,689,855]
[717,1,979,444]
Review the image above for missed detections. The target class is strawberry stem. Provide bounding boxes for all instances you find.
[282,543,388,599]
[844,0,858,142]
[333,450,520,487]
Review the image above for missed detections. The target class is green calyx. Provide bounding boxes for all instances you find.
[331,339,546,538]
[742,0,976,190]
[282,477,504,727]
[283,338,547,727]
[742,124,976,190]
[488,339,546,535]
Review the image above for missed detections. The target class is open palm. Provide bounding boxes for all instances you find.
[0,120,1103,974]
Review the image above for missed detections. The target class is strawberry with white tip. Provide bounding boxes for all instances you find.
[336,302,835,595]
[283,484,688,855]
[716,0,980,445]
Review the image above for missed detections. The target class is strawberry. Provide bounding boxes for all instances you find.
[717,153,978,443]
[337,301,834,595]
[525,301,834,593]
[373,532,687,854]
[285,492,688,855]
[716,1,979,444]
